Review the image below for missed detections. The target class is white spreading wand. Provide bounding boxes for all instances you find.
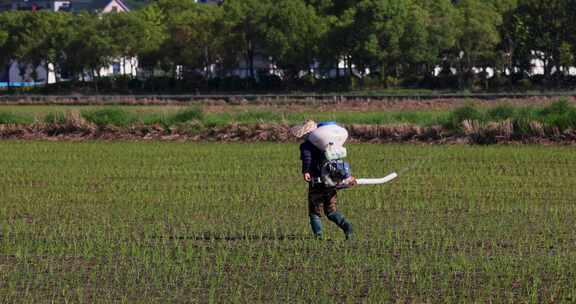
[355,172,399,185]
[350,155,431,187]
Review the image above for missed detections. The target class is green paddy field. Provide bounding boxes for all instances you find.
[1,142,576,302]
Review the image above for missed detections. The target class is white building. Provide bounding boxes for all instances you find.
[0,0,135,87]
[195,0,222,5]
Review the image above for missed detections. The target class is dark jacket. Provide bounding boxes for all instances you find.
[300,140,325,178]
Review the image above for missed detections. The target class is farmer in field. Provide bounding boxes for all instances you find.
[292,120,355,240]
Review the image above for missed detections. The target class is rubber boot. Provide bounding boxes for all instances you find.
[327,211,353,239]
[309,214,323,239]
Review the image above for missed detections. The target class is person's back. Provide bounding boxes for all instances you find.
[299,140,324,185]
[292,120,354,240]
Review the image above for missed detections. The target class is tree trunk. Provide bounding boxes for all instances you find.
[5,63,11,89]
[543,54,552,85]
[248,42,255,81]
[18,63,27,83]
[347,56,353,77]
[172,63,178,81]
[55,66,61,84]
[93,68,99,93]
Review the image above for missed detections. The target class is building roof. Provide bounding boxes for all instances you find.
[70,0,129,12]
[0,0,130,12]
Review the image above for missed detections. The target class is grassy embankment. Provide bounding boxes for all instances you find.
[0,104,446,126]
[1,100,576,128]
[1,99,576,141]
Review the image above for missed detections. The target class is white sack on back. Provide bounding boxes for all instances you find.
[308,124,348,151]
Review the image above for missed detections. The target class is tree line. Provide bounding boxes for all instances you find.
[1,0,575,92]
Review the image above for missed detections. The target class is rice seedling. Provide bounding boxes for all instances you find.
[0,142,575,302]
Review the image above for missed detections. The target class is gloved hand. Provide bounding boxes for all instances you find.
[347,176,357,186]
[336,176,357,189]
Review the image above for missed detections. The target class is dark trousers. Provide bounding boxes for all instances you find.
[308,185,338,217]
[307,185,352,238]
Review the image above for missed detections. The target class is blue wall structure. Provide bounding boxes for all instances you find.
[0,82,41,88]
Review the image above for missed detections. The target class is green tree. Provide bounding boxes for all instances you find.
[558,42,574,76]
[347,0,412,82]
[0,27,8,85]
[454,0,502,88]
[0,11,65,83]
[304,0,333,14]
[20,12,74,83]
[413,0,460,80]
[174,4,225,78]
[0,29,7,51]
[496,1,527,85]
[514,0,572,84]
[305,0,358,79]
[398,2,430,80]
[45,13,75,83]
[132,4,168,78]
[102,10,167,77]
[325,0,358,16]
[0,13,17,76]
[222,0,272,80]
[476,0,518,87]
[0,12,34,82]
[314,9,352,78]
[124,0,151,10]
[148,0,221,79]
[263,0,326,83]
[18,12,51,82]
[62,13,115,83]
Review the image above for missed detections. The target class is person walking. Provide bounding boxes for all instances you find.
[291,120,354,240]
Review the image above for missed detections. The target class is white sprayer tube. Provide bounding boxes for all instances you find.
[356,172,398,185]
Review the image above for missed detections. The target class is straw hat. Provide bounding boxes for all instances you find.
[291,120,317,138]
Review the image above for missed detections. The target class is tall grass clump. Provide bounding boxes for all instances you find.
[444,99,576,135]
[43,111,67,124]
[537,99,576,130]
[233,111,282,124]
[442,104,483,130]
[486,104,516,121]
[168,106,204,124]
[142,113,171,127]
[142,107,204,128]
[513,107,539,135]
[81,107,136,127]
[0,112,34,124]
[201,115,230,127]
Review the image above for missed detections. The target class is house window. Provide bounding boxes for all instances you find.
[112,62,121,75]
[57,3,71,11]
